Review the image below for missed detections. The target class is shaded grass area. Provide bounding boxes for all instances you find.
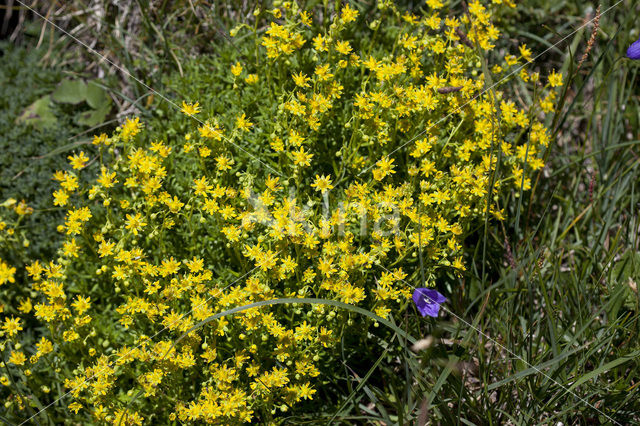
[0,40,84,260]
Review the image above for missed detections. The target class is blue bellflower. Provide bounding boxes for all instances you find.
[627,37,640,60]
[412,288,447,318]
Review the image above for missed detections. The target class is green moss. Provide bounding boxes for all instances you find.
[0,41,100,259]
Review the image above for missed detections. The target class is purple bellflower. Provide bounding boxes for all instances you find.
[627,37,640,60]
[412,288,447,318]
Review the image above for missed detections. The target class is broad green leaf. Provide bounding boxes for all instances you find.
[76,104,110,127]
[15,95,56,128]
[51,78,87,104]
[86,80,111,109]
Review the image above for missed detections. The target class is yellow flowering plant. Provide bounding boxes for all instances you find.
[0,0,564,423]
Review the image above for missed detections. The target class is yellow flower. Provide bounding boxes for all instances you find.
[198,121,223,140]
[505,54,518,66]
[231,62,243,76]
[15,200,33,216]
[341,4,358,23]
[92,133,108,145]
[426,0,444,9]
[311,174,334,193]
[97,167,118,188]
[335,40,352,55]
[548,70,563,87]
[18,298,32,314]
[121,117,143,141]
[181,101,201,116]
[300,11,312,26]
[125,213,147,235]
[291,147,313,167]
[165,195,185,213]
[0,259,17,285]
[270,136,284,152]
[68,402,83,414]
[72,296,91,315]
[68,151,89,169]
[2,316,22,336]
[36,337,53,357]
[292,72,310,88]
[98,239,115,257]
[235,113,253,132]
[60,173,79,192]
[518,43,532,62]
[62,238,81,258]
[312,34,328,52]
[199,146,211,158]
[63,330,80,342]
[373,157,396,181]
[216,155,234,171]
[53,189,69,206]
[314,63,333,81]
[185,256,204,273]
[298,382,316,400]
[256,250,278,271]
[193,176,213,196]
[9,350,26,366]
[288,130,305,146]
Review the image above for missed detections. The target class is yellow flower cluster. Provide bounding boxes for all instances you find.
[0,0,562,423]
[0,258,16,285]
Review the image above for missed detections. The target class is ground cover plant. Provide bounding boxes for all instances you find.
[0,38,108,261]
[1,0,639,424]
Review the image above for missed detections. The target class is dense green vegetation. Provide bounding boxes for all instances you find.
[1,1,639,424]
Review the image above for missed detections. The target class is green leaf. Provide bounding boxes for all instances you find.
[76,104,110,127]
[31,140,90,160]
[15,95,56,128]
[51,78,87,104]
[487,346,583,390]
[329,345,391,423]
[611,251,640,283]
[86,80,110,109]
[566,350,640,394]
[610,251,640,316]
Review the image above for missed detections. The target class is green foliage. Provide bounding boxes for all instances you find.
[51,78,113,127]
[0,38,117,263]
[0,41,87,260]
[1,0,640,424]
[16,95,57,129]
